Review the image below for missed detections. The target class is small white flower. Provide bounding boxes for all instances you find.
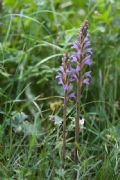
[70,117,85,128]
[80,118,85,129]
[14,125,22,133]
[80,118,85,126]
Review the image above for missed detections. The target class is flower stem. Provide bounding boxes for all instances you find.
[62,91,67,168]
[74,76,80,162]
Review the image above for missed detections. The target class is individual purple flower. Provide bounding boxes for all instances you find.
[75,65,81,72]
[84,40,91,48]
[72,41,82,55]
[64,84,72,91]
[84,71,91,78]
[86,48,93,55]
[82,71,92,85]
[56,73,62,79]
[59,66,64,72]
[83,55,92,66]
[83,78,90,85]
[70,53,78,62]
[70,74,77,81]
[69,93,76,99]
[58,79,63,85]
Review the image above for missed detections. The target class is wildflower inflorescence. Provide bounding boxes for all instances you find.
[71,20,92,86]
[56,53,75,99]
[56,53,75,166]
[56,21,92,98]
[70,20,93,162]
[56,20,93,165]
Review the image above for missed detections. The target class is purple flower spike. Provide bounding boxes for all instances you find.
[57,21,93,102]
[71,21,93,86]
[56,53,74,98]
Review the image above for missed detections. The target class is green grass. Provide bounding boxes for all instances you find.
[0,0,120,179]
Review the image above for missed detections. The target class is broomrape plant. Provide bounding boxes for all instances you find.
[56,20,93,166]
[71,20,92,162]
[56,53,75,167]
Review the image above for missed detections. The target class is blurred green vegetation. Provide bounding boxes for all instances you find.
[0,0,120,179]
